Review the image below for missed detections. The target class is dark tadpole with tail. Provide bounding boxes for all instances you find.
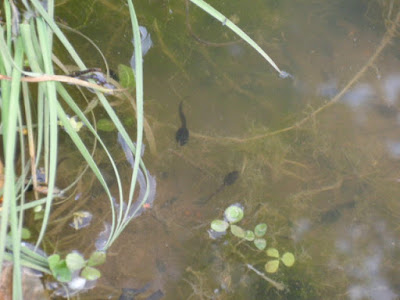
[197,171,239,204]
[175,101,189,146]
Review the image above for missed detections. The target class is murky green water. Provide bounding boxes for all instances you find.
[48,0,400,299]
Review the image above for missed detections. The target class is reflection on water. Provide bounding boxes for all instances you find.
[51,0,400,299]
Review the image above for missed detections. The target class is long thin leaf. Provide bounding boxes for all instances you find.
[35,17,59,248]
[190,0,284,76]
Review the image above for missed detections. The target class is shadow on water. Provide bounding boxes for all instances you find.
[46,0,400,299]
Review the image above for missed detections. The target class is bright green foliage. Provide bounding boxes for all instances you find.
[48,254,72,283]
[230,225,246,238]
[266,248,280,258]
[244,230,255,241]
[254,238,267,250]
[21,228,31,240]
[66,253,86,271]
[264,248,295,273]
[210,204,295,283]
[224,205,244,223]
[87,251,106,267]
[49,251,105,283]
[211,219,230,232]
[281,252,295,267]
[254,223,267,237]
[81,266,101,281]
[265,259,280,273]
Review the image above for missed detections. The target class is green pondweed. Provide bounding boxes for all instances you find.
[48,251,105,283]
[210,203,296,290]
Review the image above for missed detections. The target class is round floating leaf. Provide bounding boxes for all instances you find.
[211,220,229,232]
[254,238,267,250]
[266,248,280,258]
[254,223,267,237]
[66,253,86,271]
[265,260,280,273]
[244,230,255,241]
[281,252,295,267]
[230,224,245,238]
[224,204,244,224]
[21,228,31,240]
[81,266,101,281]
[96,119,115,132]
[55,264,72,283]
[88,251,106,267]
[48,254,61,271]
[48,255,72,283]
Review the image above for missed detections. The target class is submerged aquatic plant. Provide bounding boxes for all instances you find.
[209,203,295,290]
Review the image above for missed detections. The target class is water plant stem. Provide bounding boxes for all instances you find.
[246,263,285,291]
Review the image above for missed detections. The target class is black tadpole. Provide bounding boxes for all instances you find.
[197,171,239,204]
[175,101,189,146]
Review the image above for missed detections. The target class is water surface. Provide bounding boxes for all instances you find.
[50,0,400,299]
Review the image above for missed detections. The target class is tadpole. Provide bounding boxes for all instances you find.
[197,171,239,204]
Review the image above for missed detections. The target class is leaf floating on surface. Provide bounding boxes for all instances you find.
[224,204,244,223]
[265,260,280,273]
[81,266,101,281]
[266,248,280,258]
[230,224,246,238]
[254,223,267,237]
[281,252,295,267]
[244,230,255,241]
[211,219,229,232]
[254,238,267,250]
[66,252,85,271]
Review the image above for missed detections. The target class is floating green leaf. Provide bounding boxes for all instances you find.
[266,248,280,258]
[265,260,280,273]
[118,64,136,89]
[96,118,115,132]
[66,252,86,271]
[254,223,267,237]
[87,251,106,267]
[81,266,101,281]
[244,230,255,241]
[230,224,245,238]
[55,264,72,283]
[224,204,244,223]
[254,238,267,250]
[281,252,295,267]
[48,255,72,282]
[21,228,31,240]
[48,254,61,271]
[211,219,229,232]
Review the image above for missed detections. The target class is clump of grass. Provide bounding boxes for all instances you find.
[0,0,152,297]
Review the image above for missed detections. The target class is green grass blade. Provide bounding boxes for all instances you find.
[2,36,24,300]
[35,17,59,248]
[190,0,283,75]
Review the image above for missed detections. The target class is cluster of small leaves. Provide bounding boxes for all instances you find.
[210,204,295,273]
[265,248,295,273]
[48,251,106,283]
[211,204,267,250]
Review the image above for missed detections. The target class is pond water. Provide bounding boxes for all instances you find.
[48,0,400,299]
